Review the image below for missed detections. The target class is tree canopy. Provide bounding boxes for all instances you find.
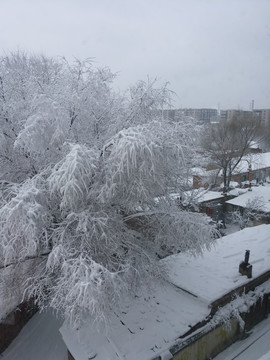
[201,114,262,192]
[0,51,217,326]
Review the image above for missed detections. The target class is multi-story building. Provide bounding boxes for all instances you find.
[253,109,270,127]
[162,107,270,126]
[223,109,253,122]
[182,108,218,123]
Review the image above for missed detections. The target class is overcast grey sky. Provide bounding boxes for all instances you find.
[0,0,269,109]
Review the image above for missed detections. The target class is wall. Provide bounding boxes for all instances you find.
[169,292,270,360]
[171,318,239,360]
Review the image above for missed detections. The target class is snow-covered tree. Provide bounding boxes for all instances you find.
[0,52,217,326]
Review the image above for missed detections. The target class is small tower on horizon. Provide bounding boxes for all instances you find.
[251,99,254,111]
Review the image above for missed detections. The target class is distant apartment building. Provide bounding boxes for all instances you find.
[182,108,218,123]
[161,109,183,121]
[162,107,270,126]
[221,109,253,122]
[219,108,270,126]
[253,109,270,127]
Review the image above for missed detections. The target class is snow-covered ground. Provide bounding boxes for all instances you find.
[214,316,270,360]
[1,310,67,360]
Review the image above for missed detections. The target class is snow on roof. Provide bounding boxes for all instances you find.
[195,190,224,203]
[227,188,249,197]
[191,167,219,177]
[226,184,270,212]
[192,152,270,179]
[60,283,209,360]
[220,181,239,190]
[61,224,270,360]
[234,152,270,174]
[181,188,224,203]
[163,224,270,304]
[249,140,261,149]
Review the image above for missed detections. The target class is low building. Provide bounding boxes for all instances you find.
[178,189,224,218]
[60,225,270,360]
[226,184,270,225]
[193,152,270,189]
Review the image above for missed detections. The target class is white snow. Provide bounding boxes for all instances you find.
[163,224,270,303]
[219,180,239,191]
[227,187,249,197]
[226,184,270,213]
[1,310,66,360]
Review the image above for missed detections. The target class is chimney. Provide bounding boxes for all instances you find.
[239,250,252,278]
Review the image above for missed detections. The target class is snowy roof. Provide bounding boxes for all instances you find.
[192,152,270,179]
[181,189,224,203]
[227,188,249,197]
[191,167,219,177]
[164,224,270,303]
[249,140,261,149]
[226,184,270,213]
[61,224,270,360]
[193,190,224,203]
[60,283,209,360]
[220,181,239,190]
[233,152,270,174]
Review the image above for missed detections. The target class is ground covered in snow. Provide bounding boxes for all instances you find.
[1,310,66,360]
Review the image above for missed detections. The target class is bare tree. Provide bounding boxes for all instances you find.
[201,114,262,193]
